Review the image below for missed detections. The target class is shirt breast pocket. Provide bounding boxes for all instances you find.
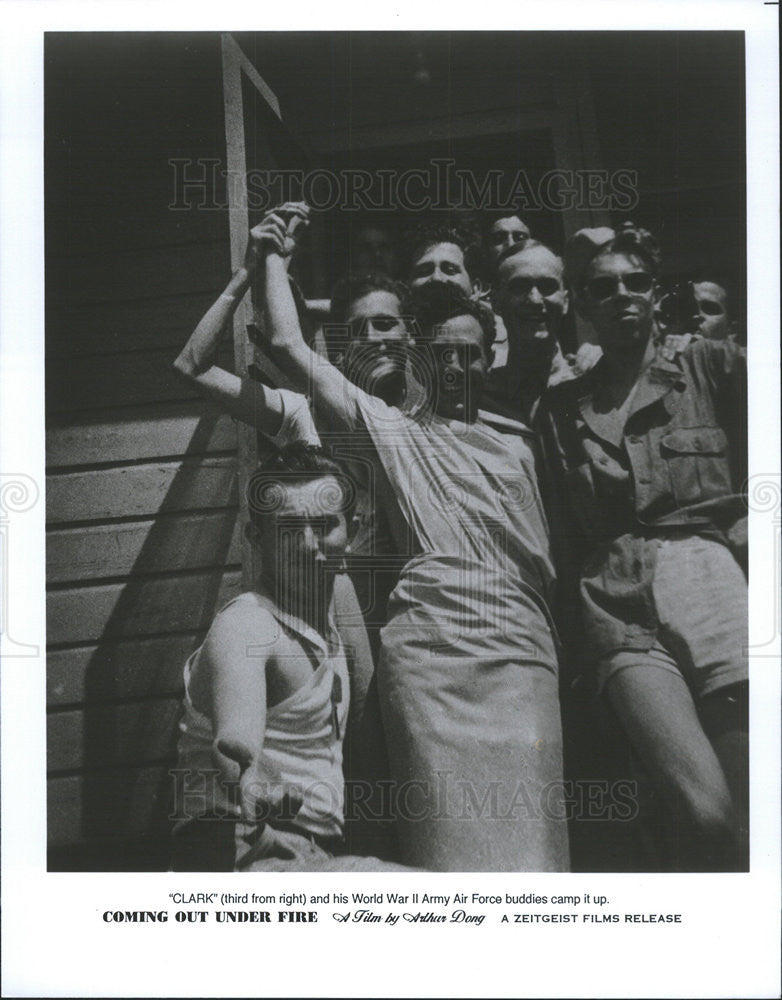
[659,426,732,506]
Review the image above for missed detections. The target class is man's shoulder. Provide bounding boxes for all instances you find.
[477,407,533,439]
[660,335,745,386]
[354,388,405,423]
[533,366,602,445]
[541,363,599,411]
[682,334,745,366]
[209,592,282,646]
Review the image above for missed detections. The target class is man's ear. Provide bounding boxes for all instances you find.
[561,287,570,317]
[470,275,485,298]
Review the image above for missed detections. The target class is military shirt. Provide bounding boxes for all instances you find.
[538,337,747,661]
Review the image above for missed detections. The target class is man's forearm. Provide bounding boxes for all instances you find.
[261,253,312,379]
[174,266,252,378]
[260,235,358,432]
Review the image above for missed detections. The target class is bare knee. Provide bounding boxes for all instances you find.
[677,780,734,841]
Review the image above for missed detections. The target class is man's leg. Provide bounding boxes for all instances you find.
[605,663,739,870]
[651,536,749,868]
[698,681,749,868]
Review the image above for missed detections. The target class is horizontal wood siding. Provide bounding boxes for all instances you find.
[45,34,241,869]
[45,457,239,523]
[47,633,205,706]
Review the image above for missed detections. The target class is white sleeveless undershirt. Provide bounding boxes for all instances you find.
[175,591,350,839]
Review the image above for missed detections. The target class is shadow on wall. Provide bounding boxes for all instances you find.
[47,412,241,871]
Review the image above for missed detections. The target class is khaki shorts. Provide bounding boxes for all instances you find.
[597,535,748,700]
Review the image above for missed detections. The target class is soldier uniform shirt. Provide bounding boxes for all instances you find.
[538,337,747,662]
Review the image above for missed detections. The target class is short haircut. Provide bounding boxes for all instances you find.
[322,271,407,362]
[481,209,530,238]
[402,218,485,283]
[407,282,496,353]
[571,224,662,291]
[329,271,407,325]
[497,237,564,271]
[689,275,731,309]
[246,443,353,526]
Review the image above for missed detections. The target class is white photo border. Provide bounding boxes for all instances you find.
[1,3,779,997]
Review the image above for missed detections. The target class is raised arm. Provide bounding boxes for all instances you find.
[172,207,305,434]
[260,224,366,433]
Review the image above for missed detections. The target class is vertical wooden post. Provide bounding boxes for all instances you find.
[221,34,261,588]
[220,34,312,587]
[552,42,612,344]
[221,31,312,363]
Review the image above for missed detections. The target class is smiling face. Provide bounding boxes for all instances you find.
[486,215,531,266]
[409,241,474,296]
[252,476,348,612]
[428,313,490,423]
[578,250,657,356]
[497,244,568,350]
[342,289,409,402]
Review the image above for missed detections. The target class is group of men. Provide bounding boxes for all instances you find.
[170,202,748,874]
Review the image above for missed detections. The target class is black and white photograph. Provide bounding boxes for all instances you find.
[1,5,780,998]
[43,27,751,876]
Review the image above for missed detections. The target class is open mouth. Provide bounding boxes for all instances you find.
[371,355,404,376]
[518,312,549,334]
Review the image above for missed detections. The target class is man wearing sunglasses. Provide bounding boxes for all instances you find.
[539,223,748,873]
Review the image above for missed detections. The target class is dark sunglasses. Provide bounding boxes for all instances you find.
[586,272,654,300]
[510,276,562,297]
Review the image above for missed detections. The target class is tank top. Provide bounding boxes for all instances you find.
[175,591,350,839]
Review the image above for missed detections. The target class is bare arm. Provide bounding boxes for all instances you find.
[262,250,364,432]
[204,602,302,823]
[172,208,307,434]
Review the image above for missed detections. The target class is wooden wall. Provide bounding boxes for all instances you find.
[45,34,241,869]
